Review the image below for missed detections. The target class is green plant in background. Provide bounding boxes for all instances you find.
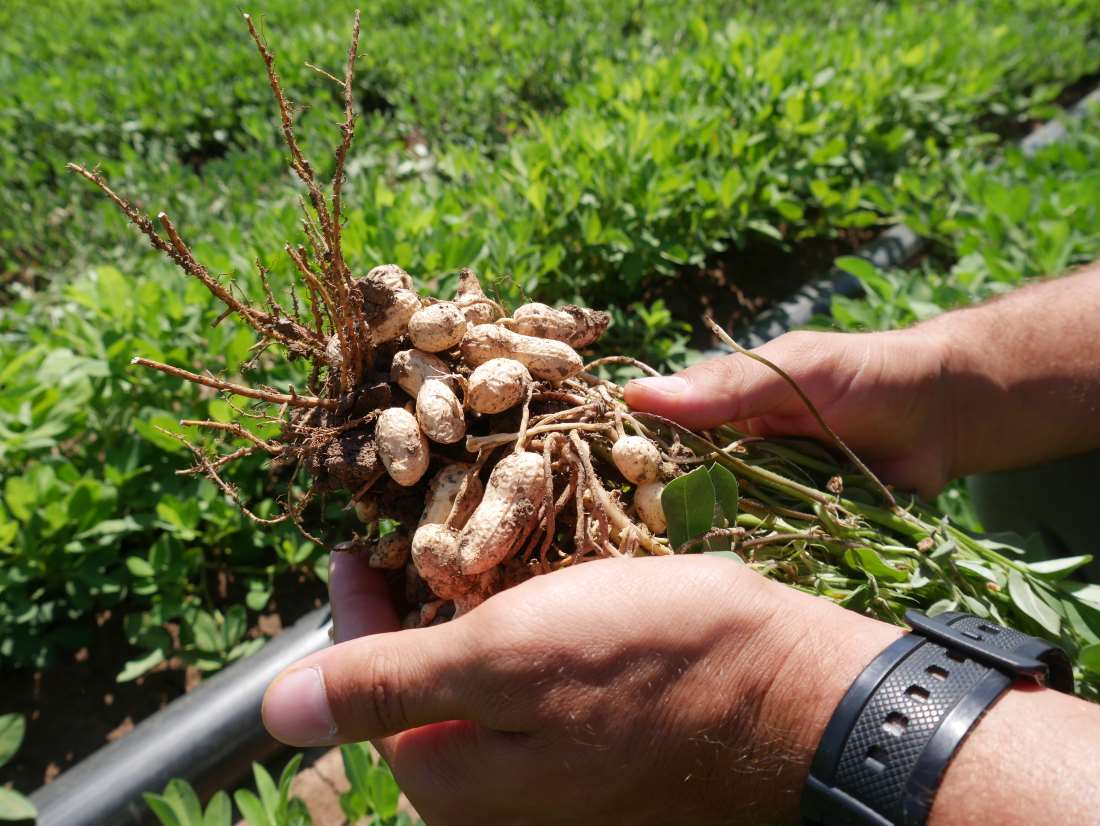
[145,757,310,826]
[0,260,329,674]
[144,781,234,826]
[338,743,419,825]
[144,748,421,826]
[0,714,35,821]
[828,103,1100,333]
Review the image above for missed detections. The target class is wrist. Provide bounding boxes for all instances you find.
[735,580,902,824]
[905,312,998,482]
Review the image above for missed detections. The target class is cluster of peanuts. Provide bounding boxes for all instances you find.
[324,265,675,626]
[71,13,680,630]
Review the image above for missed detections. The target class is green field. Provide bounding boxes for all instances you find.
[2,2,1099,803]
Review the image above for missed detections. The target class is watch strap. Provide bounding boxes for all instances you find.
[800,610,1074,826]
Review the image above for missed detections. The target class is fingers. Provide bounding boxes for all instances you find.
[624,348,793,429]
[328,551,399,644]
[262,618,498,747]
[624,331,853,429]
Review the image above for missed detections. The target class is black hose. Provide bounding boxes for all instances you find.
[734,223,922,348]
[28,606,332,826]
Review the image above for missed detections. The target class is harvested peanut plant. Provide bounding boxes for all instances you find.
[70,12,1100,696]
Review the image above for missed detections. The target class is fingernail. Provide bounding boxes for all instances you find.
[627,376,689,397]
[262,666,338,746]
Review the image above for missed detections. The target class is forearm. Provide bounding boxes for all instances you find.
[919,259,1100,477]
[930,684,1100,825]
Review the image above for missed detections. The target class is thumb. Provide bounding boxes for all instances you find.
[624,349,795,430]
[261,620,488,747]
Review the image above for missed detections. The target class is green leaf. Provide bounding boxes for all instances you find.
[926,598,958,616]
[164,779,203,826]
[277,753,304,814]
[206,399,235,424]
[661,467,716,551]
[341,742,373,793]
[0,788,37,822]
[718,168,743,208]
[190,611,221,654]
[0,715,25,768]
[707,464,739,525]
[835,255,878,282]
[524,180,547,214]
[747,219,783,241]
[117,648,166,683]
[367,764,401,819]
[222,605,248,649]
[1007,570,1061,636]
[1079,643,1100,675]
[1064,582,1100,612]
[144,794,183,826]
[844,547,909,583]
[203,792,232,826]
[1026,555,1093,580]
[126,556,155,578]
[253,762,280,818]
[233,790,270,826]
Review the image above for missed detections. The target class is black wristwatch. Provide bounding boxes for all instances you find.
[800,610,1074,826]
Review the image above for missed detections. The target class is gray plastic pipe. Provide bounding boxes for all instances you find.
[28,606,332,826]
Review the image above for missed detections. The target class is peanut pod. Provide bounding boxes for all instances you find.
[366,263,413,291]
[634,481,667,534]
[612,435,660,484]
[357,264,413,303]
[467,358,532,414]
[419,464,483,530]
[457,450,546,574]
[454,267,500,326]
[510,303,610,348]
[416,378,466,444]
[391,349,452,397]
[408,301,467,353]
[367,288,421,344]
[376,407,430,486]
[460,324,582,383]
[369,530,411,570]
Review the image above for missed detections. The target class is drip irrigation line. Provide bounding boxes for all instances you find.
[29,607,332,826]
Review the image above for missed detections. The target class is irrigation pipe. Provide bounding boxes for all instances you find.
[29,607,332,826]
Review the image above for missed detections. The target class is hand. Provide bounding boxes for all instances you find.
[262,553,898,826]
[624,329,955,499]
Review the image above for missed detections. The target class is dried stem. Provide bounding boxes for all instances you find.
[156,427,288,526]
[466,421,614,451]
[133,357,337,409]
[569,431,668,556]
[582,355,661,377]
[179,419,283,452]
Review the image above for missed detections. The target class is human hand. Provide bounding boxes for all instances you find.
[624,329,955,499]
[262,553,897,826]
